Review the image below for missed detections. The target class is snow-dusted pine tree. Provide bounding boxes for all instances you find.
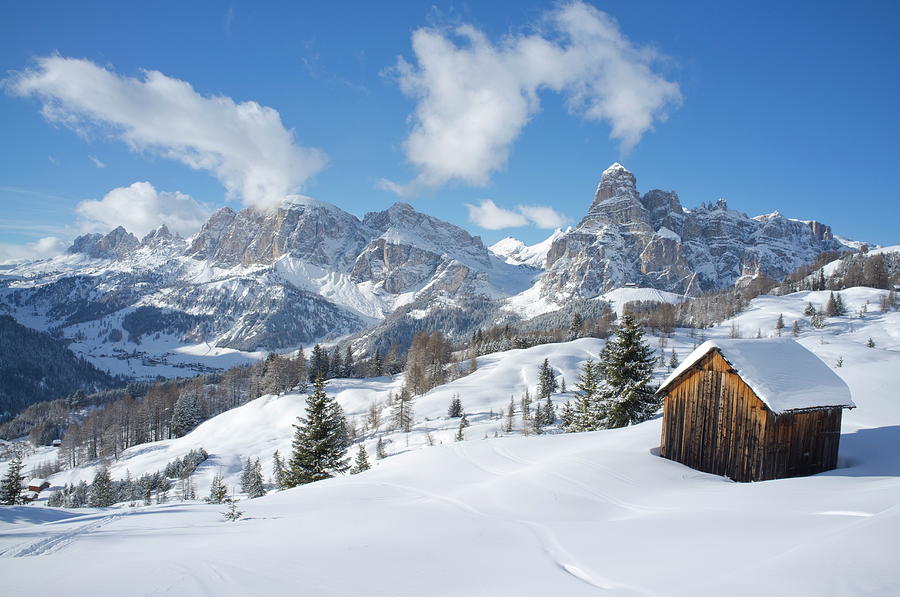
[0,455,25,505]
[447,394,463,418]
[171,391,203,437]
[272,450,287,490]
[286,374,349,486]
[240,457,265,498]
[598,314,660,428]
[208,471,228,503]
[568,360,602,432]
[537,358,558,400]
[350,444,371,474]
[89,467,115,507]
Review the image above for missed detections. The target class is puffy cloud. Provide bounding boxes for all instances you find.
[466,199,568,230]
[75,181,212,238]
[384,1,681,194]
[6,55,326,207]
[515,205,568,229]
[0,236,67,264]
[466,200,529,230]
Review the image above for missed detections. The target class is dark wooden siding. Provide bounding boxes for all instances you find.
[659,350,843,482]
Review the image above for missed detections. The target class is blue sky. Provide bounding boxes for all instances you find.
[1,1,898,261]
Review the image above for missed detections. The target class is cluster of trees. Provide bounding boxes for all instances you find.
[561,314,660,432]
[779,249,899,294]
[468,303,617,357]
[47,448,208,508]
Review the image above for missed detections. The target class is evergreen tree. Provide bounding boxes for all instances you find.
[826,292,847,317]
[286,374,349,486]
[376,436,387,459]
[241,457,265,498]
[570,312,584,339]
[0,455,26,505]
[791,320,800,337]
[804,302,817,317]
[329,347,344,379]
[294,347,309,393]
[867,337,876,348]
[520,389,532,434]
[560,400,575,429]
[668,349,678,369]
[89,466,115,507]
[568,360,602,432]
[537,358,558,399]
[560,377,566,393]
[834,292,847,316]
[543,394,555,426]
[370,349,384,377]
[343,346,355,378]
[598,314,660,428]
[222,491,242,522]
[504,396,515,433]
[272,450,288,490]
[459,412,470,429]
[350,444,371,474]
[775,313,785,336]
[454,417,466,442]
[170,391,203,438]
[310,344,329,381]
[208,470,228,503]
[447,395,463,418]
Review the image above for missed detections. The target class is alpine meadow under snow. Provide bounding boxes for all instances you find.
[2,287,899,595]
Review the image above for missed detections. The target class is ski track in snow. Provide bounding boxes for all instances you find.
[0,513,121,558]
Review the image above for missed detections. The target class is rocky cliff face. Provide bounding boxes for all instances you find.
[540,163,843,300]
[16,198,523,357]
[68,226,140,259]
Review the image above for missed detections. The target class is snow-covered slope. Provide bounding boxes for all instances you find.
[1,287,898,595]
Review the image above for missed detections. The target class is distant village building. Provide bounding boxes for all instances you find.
[27,478,51,493]
[657,339,855,482]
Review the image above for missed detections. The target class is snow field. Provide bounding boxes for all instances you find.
[1,286,899,595]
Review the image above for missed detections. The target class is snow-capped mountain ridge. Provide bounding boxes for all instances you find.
[1,164,862,376]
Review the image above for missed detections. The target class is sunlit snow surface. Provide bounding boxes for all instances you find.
[2,287,899,596]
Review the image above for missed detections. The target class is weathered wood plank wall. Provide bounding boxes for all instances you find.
[659,351,842,482]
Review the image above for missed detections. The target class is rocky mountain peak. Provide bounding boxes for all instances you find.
[593,162,638,205]
[68,226,139,259]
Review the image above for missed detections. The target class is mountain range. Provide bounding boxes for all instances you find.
[0,163,851,378]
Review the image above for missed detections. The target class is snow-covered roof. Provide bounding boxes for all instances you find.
[658,339,855,414]
[28,478,47,487]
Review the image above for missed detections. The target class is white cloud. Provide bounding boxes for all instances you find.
[384,1,681,195]
[89,155,105,168]
[466,200,529,230]
[7,55,326,208]
[516,205,568,229]
[465,199,567,230]
[0,236,67,264]
[75,181,212,238]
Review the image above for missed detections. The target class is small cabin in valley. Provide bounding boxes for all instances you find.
[657,339,854,482]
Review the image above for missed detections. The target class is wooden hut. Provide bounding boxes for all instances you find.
[657,339,854,482]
